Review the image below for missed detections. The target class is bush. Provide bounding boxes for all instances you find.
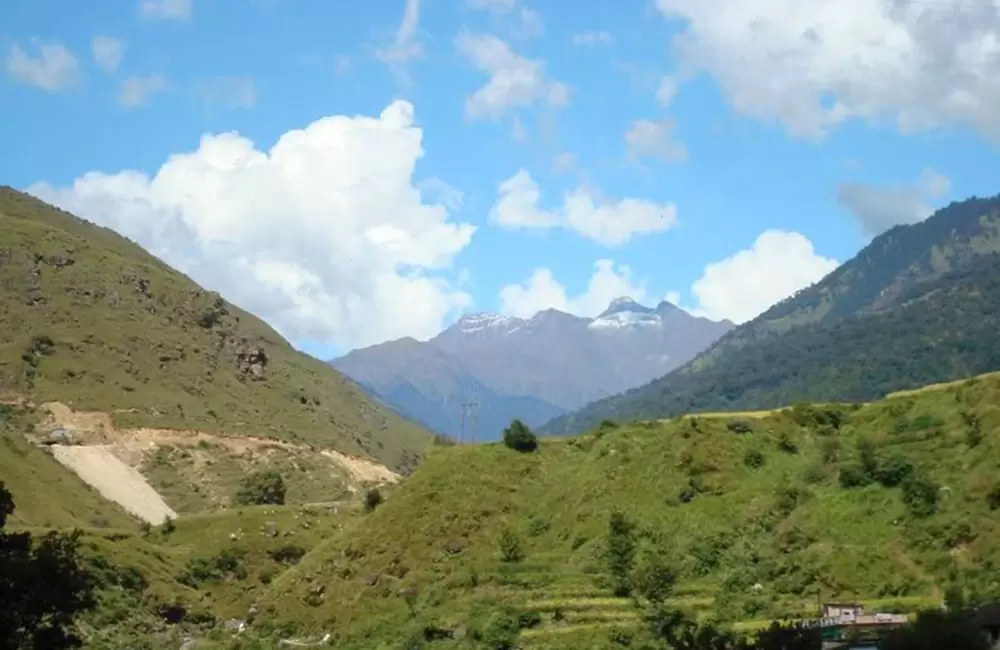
[234,469,286,506]
[517,610,542,629]
[776,430,798,454]
[605,511,636,597]
[987,483,1000,510]
[838,463,871,489]
[875,455,914,487]
[498,528,524,563]
[364,488,383,513]
[727,420,753,434]
[481,611,519,650]
[963,412,983,448]
[902,474,940,518]
[743,449,765,469]
[819,438,840,464]
[502,419,538,453]
[268,545,306,565]
[632,548,676,605]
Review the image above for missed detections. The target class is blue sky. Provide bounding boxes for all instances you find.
[3,0,1000,359]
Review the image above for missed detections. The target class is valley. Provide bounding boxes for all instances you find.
[4,190,1000,650]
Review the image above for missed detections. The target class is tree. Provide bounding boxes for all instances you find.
[749,621,821,650]
[880,609,990,650]
[502,419,539,452]
[233,469,286,506]
[605,510,637,597]
[0,481,97,649]
[632,548,676,605]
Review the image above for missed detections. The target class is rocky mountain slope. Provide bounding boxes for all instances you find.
[0,187,432,473]
[543,194,1000,435]
[332,298,733,439]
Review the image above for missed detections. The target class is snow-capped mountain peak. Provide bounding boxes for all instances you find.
[590,297,661,330]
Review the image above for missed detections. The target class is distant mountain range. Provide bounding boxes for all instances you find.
[332,299,733,440]
[542,194,1000,435]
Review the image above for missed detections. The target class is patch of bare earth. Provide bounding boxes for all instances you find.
[35,402,399,512]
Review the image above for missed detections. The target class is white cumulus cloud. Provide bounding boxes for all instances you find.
[626,118,687,162]
[27,100,477,351]
[687,230,839,323]
[455,31,568,119]
[656,0,1000,140]
[6,41,79,91]
[837,168,952,236]
[499,259,650,318]
[92,36,125,74]
[489,169,678,246]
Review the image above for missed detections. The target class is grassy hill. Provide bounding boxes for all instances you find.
[542,194,1000,435]
[240,371,1000,649]
[0,187,431,472]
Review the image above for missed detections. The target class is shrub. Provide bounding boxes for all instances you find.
[743,449,766,469]
[605,510,637,597]
[481,611,519,650]
[987,484,1000,510]
[364,488,383,513]
[234,469,286,506]
[819,438,840,464]
[160,516,176,535]
[838,463,870,489]
[727,420,753,434]
[632,548,676,605]
[776,430,798,454]
[901,474,940,518]
[498,528,524,563]
[502,419,538,453]
[268,545,306,565]
[527,515,550,537]
[875,455,914,487]
[963,412,983,448]
[517,610,542,629]
[801,462,827,485]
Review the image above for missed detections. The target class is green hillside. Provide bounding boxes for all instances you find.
[0,187,431,472]
[542,195,1000,435]
[238,371,1000,649]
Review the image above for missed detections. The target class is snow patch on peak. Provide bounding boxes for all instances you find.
[456,312,519,335]
[589,310,661,330]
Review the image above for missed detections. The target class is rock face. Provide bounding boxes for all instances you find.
[332,298,733,440]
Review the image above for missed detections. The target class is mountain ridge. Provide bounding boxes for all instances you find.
[332,296,733,439]
[0,186,433,473]
[542,194,1000,435]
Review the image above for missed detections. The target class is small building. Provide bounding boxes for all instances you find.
[813,603,908,649]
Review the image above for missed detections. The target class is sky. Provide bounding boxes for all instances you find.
[2,0,1000,360]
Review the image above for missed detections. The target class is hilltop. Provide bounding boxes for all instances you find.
[542,194,1000,435]
[333,297,732,439]
[0,187,431,473]
[242,370,1000,648]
